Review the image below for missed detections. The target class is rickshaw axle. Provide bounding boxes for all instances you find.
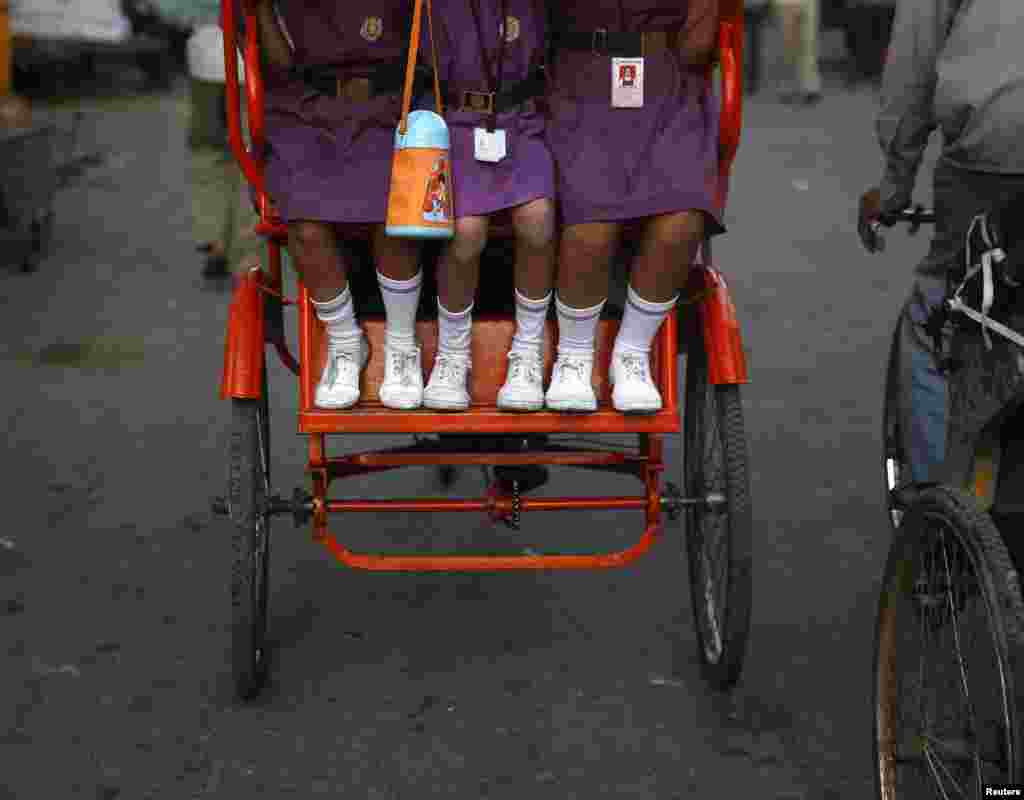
[659,483,727,520]
[211,487,314,528]
[212,487,723,526]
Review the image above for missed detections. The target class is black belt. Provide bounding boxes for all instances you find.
[298,60,433,99]
[448,67,546,114]
[553,30,679,58]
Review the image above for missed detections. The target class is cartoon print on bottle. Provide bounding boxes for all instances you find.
[421,155,452,223]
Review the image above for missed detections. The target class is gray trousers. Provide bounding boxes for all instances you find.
[898,159,1024,483]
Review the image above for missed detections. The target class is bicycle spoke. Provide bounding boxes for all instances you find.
[922,742,958,800]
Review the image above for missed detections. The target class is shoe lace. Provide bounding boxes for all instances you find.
[508,352,541,384]
[325,346,360,385]
[434,353,468,383]
[556,356,591,383]
[619,353,651,382]
[389,349,419,386]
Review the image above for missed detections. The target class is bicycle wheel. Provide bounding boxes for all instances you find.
[883,320,905,529]
[681,342,753,690]
[228,370,272,700]
[874,486,1024,797]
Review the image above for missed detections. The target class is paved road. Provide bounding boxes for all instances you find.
[0,76,941,799]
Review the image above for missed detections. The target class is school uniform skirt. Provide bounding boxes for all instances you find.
[546,48,724,231]
[445,103,556,219]
[263,82,406,225]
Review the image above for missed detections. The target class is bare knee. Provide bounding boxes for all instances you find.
[288,220,335,264]
[511,198,556,251]
[652,210,705,245]
[448,216,489,264]
[561,223,620,269]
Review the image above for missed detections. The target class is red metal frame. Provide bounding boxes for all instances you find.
[217,0,746,572]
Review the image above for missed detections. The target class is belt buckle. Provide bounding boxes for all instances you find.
[462,90,495,114]
[592,28,608,54]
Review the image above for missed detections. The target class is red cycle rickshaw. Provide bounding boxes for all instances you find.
[213,0,753,701]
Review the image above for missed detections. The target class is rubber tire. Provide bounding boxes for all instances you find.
[228,376,272,701]
[882,319,905,530]
[682,342,753,690]
[874,486,1024,797]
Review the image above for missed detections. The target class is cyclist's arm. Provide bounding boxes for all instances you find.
[874,0,956,214]
[253,0,293,71]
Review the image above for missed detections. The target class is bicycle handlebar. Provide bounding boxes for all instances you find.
[862,204,935,253]
[874,205,936,230]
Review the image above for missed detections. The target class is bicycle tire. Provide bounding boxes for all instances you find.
[874,486,1024,797]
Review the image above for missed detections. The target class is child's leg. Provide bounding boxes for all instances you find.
[498,199,556,411]
[545,221,621,412]
[372,226,425,409]
[424,216,489,411]
[288,220,364,409]
[610,210,703,413]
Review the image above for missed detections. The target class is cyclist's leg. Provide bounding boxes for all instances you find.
[895,160,1024,484]
[897,274,949,484]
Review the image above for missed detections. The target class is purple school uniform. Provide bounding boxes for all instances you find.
[262,1,415,224]
[546,0,723,229]
[432,0,555,219]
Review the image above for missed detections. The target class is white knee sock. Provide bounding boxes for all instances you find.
[614,285,677,355]
[555,294,605,357]
[437,300,473,358]
[511,288,552,354]
[311,286,362,349]
[377,270,422,351]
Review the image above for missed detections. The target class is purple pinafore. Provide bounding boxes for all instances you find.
[262,1,415,224]
[546,0,722,229]
[431,0,555,218]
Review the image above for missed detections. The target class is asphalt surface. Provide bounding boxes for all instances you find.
[0,56,943,799]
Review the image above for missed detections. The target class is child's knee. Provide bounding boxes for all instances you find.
[512,199,556,250]
[288,220,334,260]
[653,210,705,248]
[450,216,489,263]
[562,223,619,265]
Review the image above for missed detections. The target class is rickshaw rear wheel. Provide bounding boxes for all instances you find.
[228,371,272,701]
[873,486,1024,797]
[681,341,752,690]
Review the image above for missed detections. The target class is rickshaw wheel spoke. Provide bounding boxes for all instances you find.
[873,487,1024,798]
[228,369,273,701]
[680,341,752,690]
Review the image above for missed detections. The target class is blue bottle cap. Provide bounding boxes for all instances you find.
[395,110,450,149]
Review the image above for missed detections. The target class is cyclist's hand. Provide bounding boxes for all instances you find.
[858,186,884,253]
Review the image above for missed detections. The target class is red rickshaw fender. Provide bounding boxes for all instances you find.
[220,269,266,399]
[688,265,748,385]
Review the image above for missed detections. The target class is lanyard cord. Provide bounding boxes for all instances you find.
[468,0,508,131]
[615,0,626,31]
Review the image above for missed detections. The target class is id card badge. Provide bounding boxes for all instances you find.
[474,128,508,162]
[611,57,644,108]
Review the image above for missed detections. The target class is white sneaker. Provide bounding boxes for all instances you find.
[314,336,368,409]
[423,352,471,411]
[497,350,544,412]
[610,349,662,413]
[379,343,423,410]
[545,354,597,412]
